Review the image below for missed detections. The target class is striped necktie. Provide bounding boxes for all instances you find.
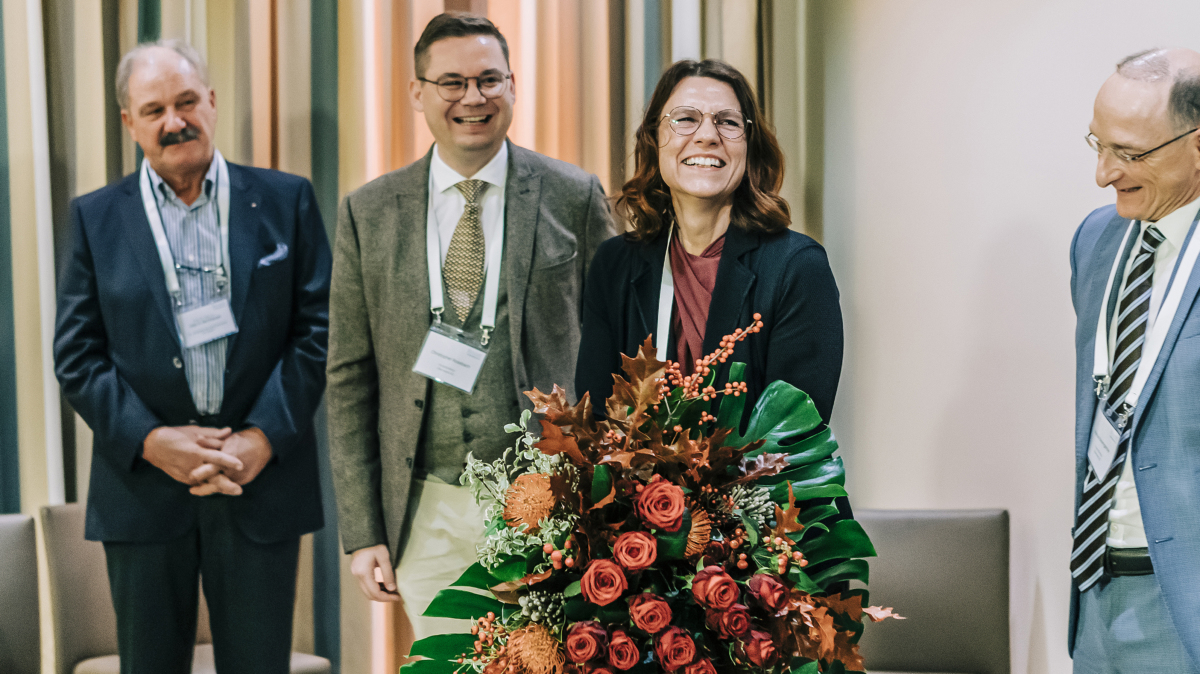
[443,179,488,323]
[1070,224,1166,592]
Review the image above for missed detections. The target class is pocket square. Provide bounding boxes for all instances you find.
[257,243,289,268]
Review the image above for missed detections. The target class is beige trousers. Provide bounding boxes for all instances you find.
[394,478,486,642]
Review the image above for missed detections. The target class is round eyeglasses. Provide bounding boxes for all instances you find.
[417,73,513,102]
[1086,127,1198,163]
[661,106,751,141]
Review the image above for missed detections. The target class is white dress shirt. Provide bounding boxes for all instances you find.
[1107,195,1200,548]
[428,142,508,270]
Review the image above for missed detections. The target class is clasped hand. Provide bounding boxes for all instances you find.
[142,425,273,496]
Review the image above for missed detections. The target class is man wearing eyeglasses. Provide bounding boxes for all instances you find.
[1069,47,1200,673]
[326,12,615,636]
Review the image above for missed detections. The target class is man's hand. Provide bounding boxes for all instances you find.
[350,544,401,602]
[189,427,273,496]
[143,426,244,493]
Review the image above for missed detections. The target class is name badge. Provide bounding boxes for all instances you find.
[177,299,239,349]
[1087,407,1122,478]
[412,323,489,394]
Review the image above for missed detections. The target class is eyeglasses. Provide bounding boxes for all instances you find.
[417,73,513,102]
[1086,127,1198,163]
[660,106,751,141]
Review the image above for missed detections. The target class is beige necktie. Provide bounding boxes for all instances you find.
[443,179,488,323]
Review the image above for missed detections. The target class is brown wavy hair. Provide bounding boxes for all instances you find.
[618,59,790,241]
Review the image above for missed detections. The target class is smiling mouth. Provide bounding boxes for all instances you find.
[454,115,492,126]
[1119,186,1142,193]
[682,157,726,168]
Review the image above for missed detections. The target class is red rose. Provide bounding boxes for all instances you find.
[566,621,609,663]
[654,627,696,672]
[691,566,739,609]
[581,559,629,606]
[628,592,673,634]
[704,604,751,639]
[636,476,686,532]
[747,574,788,614]
[613,531,658,572]
[739,629,778,667]
[684,659,717,674]
[607,630,640,670]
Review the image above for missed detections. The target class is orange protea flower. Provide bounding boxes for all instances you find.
[686,507,712,558]
[507,624,565,674]
[504,473,557,533]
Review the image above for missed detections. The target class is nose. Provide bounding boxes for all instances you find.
[692,114,721,144]
[163,107,187,133]
[1096,150,1123,188]
[460,78,487,106]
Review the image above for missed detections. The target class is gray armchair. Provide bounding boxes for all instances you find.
[41,503,329,674]
[855,509,1010,674]
[0,513,40,674]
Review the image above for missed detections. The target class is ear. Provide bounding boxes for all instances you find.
[410,78,425,113]
[509,72,517,105]
[208,87,217,110]
[120,109,137,141]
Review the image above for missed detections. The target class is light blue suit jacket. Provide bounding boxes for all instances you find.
[1069,204,1200,664]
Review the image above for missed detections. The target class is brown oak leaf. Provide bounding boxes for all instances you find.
[726,451,790,487]
[863,606,905,622]
[771,482,806,544]
[534,420,588,465]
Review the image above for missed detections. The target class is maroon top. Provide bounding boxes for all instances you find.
[670,233,725,375]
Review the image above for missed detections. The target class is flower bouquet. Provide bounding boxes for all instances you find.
[403,317,900,674]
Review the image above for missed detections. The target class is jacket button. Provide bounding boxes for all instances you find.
[173,357,183,368]
[414,399,423,409]
[405,457,413,468]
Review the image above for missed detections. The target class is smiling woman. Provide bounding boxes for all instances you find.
[575,58,844,428]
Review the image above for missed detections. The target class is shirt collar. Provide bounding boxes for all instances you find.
[430,141,509,195]
[145,154,219,206]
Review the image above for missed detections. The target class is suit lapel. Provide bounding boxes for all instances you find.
[504,142,541,363]
[631,232,668,348]
[122,178,178,336]
[1133,223,1200,430]
[701,226,759,354]
[1075,215,1134,456]
[398,150,433,331]
[227,164,261,326]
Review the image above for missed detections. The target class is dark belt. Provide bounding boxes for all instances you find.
[1104,547,1153,576]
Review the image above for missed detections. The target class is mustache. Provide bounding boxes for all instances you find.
[160,126,201,147]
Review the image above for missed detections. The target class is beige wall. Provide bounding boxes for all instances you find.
[815,1,1200,673]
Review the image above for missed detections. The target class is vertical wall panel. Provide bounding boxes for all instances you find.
[0,0,17,517]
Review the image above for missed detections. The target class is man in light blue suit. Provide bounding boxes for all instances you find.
[1069,47,1200,672]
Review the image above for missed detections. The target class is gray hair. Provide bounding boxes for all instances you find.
[1117,48,1200,131]
[116,39,210,110]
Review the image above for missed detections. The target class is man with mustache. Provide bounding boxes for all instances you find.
[326,12,615,638]
[54,40,330,673]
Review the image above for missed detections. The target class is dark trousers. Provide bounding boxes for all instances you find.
[103,496,300,674]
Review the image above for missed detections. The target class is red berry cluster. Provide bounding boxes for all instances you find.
[543,539,577,570]
[459,612,505,664]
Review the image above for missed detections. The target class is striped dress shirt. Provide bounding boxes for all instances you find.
[146,158,227,415]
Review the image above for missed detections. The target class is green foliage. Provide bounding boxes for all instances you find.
[421,589,505,619]
[811,559,870,589]
[450,562,500,591]
[408,634,478,660]
[800,520,877,567]
[399,659,462,674]
[491,555,529,583]
[657,511,692,559]
[591,464,612,504]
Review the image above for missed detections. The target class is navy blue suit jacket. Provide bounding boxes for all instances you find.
[1069,204,1200,665]
[54,161,331,544]
[575,224,844,424]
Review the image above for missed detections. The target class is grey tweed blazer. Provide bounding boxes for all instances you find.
[326,142,616,563]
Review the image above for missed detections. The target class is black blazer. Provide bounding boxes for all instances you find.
[575,224,843,424]
[54,162,331,544]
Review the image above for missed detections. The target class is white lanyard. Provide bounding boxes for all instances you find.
[425,183,505,345]
[1093,212,1200,421]
[656,227,676,352]
[139,151,231,305]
